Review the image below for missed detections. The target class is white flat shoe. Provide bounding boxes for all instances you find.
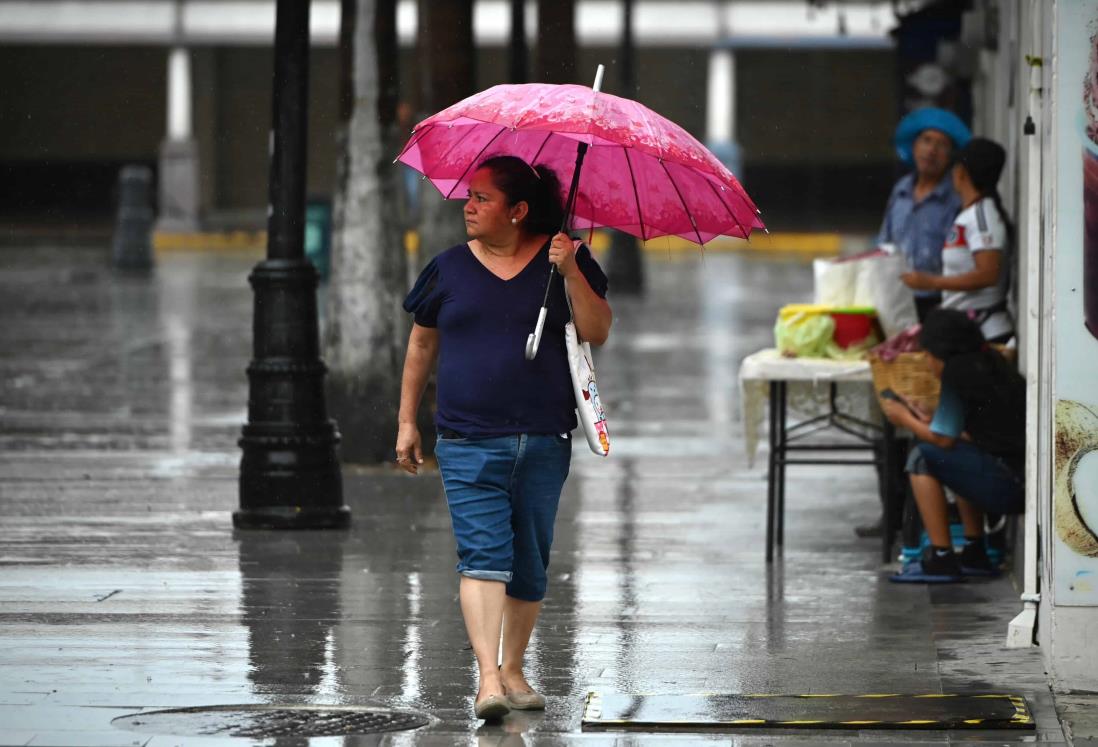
[503,684,546,710]
[474,693,510,721]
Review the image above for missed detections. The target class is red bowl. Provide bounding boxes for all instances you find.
[830,312,875,348]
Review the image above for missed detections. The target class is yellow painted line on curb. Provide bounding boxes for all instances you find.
[154,231,266,253]
[633,232,840,255]
[162,227,844,258]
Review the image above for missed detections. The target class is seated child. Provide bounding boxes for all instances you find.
[880,309,1025,582]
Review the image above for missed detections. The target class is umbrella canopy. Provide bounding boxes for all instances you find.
[396,83,764,244]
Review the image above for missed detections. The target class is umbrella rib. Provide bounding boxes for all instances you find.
[443,125,508,200]
[622,148,647,242]
[659,160,705,246]
[702,175,751,240]
[417,121,495,198]
[528,130,554,167]
[394,123,436,163]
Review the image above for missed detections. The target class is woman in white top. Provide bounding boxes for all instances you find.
[901,138,1014,343]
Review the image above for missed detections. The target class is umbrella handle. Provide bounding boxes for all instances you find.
[525,305,549,360]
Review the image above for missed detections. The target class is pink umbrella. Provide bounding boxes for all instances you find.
[396,66,765,358]
[396,76,764,244]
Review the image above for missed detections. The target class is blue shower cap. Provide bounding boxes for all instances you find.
[893,108,972,165]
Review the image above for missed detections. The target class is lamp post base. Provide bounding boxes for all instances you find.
[237,419,348,530]
[233,504,351,530]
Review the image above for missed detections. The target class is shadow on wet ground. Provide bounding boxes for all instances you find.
[0,245,1072,745]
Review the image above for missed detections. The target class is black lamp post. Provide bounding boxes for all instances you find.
[235,0,349,530]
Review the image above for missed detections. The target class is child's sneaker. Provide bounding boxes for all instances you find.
[959,540,1001,577]
[890,546,964,583]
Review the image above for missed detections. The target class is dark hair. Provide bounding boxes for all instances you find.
[956,137,1015,244]
[919,308,986,361]
[477,155,564,236]
[919,308,1022,411]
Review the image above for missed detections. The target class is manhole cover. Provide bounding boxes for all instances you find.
[112,705,430,737]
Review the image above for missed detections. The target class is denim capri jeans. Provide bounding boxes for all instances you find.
[435,433,572,602]
[906,440,1024,515]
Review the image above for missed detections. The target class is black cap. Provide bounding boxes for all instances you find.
[956,137,1006,193]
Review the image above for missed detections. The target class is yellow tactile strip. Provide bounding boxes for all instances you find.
[581,692,1035,731]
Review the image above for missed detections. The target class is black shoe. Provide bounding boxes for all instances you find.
[920,545,962,576]
[959,540,1000,576]
[855,518,883,538]
[890,545,964,583]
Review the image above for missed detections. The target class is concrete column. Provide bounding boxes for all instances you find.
[157,45,201,232]
[168,46,192,140]
[707,48,734,144]
[706,47,742,177]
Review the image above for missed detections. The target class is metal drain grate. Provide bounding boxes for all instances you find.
[113,705,430,737]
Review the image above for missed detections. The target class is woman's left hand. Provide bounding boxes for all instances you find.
[549,232,580,279]
[901,271,938,291]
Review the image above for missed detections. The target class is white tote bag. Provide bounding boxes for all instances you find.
[563,280,609,456]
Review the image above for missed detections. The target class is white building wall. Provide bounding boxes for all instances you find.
[975,0,1098,693]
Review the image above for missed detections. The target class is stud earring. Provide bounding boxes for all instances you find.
[511,218,517,224]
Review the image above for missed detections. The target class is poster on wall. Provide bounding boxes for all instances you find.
[1054,0,1098,605]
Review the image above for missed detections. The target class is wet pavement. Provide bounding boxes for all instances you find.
[0,244,1072,745]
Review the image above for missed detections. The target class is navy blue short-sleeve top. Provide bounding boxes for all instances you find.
[403,240,608,437]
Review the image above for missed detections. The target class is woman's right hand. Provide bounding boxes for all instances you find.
[395,422,424,474]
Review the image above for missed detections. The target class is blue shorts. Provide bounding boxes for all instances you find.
[906,440,1024,515]
[435,433,572,602]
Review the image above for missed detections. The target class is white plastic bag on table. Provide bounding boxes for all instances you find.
[853,254,917,338]
[813,258,858,307]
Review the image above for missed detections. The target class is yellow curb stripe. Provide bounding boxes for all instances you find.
[154,231,266,253]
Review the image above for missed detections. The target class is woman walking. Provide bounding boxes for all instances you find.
[394,155,611,720]
[902,137,1015,343]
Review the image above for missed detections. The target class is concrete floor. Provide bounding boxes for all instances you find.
[0,245,1074,745]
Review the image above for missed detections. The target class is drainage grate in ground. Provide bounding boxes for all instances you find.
[112,705,430,737]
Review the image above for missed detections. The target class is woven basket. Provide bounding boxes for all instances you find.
[867,344,1016,414]
[867,351,940,413]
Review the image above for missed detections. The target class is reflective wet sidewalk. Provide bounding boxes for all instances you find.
[0,245,1067,745]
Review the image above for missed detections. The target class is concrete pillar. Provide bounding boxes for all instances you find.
[157,45,201,232]
[706,47,742,178]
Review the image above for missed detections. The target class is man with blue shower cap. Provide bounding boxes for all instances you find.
[877,107,972,322]
[857,108,972,541]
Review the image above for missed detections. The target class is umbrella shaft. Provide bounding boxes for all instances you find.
[541,140,590,311]
[561,141,589,235]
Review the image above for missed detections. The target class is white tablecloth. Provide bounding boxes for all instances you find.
[738,348,881,466]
